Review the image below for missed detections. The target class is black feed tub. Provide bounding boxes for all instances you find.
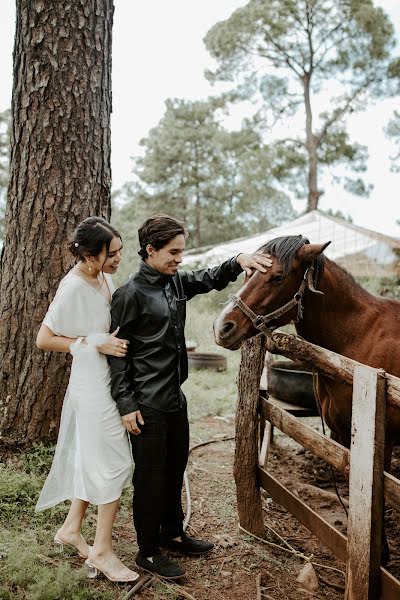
[267,361,316,409]
[188,352,227,371]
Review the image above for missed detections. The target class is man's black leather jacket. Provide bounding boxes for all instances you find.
[108,258,243,415]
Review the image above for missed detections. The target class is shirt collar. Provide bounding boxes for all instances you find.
[139,260,172,286]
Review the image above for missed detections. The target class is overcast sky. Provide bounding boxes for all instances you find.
[1,0,399,237]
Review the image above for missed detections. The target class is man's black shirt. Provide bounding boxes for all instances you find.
[109,257,243,415]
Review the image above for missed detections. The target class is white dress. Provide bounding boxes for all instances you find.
[35,272,133,511]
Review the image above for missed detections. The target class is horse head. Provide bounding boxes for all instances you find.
[214,235,331,349]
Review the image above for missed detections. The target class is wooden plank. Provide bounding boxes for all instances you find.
[258,467,347,560]
[258,467,400,600]
[258,421,272,468]
[264,332,400,411]
[265,395,318,417]
[381,568,400,600]
[259,396,400,514]
[235,337,266,537]
[259,395,350,472]
[384,473,400,513]
[345,367,386,600]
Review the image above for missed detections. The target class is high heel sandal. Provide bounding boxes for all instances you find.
[53,530,89,559]
[85,549,139,583]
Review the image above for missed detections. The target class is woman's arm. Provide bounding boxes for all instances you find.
[36,324,129,357]
[36,323,78,353]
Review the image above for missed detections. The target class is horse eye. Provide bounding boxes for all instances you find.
[272,274,284,283]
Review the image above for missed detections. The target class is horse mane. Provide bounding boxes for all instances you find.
[258,235,324,287]
[258,234,375,299]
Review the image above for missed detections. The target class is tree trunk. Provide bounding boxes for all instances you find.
[234,335,266,537]
[303,75,321,212]
[0,0,114,452]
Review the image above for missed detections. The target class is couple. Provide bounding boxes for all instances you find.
[35,214,271,583]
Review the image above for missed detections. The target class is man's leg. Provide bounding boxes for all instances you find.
[131,405,186,579]
[131,406,167,557]
[160,403,214,556]
[160,404,189,539]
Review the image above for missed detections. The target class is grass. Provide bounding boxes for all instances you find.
[0,299,242,600]
[183,293,241,439]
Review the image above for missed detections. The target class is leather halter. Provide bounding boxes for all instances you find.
[228,263,320,335]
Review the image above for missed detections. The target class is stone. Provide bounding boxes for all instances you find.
[296,562,319,592]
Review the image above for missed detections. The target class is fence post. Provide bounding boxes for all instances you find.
[345,366,386,600]
[234,335,266,537]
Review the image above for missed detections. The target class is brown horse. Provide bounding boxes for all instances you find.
[214,235,400,471]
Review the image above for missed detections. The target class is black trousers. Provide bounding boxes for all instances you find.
[130,402,189,557]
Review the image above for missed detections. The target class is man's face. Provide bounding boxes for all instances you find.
[146,234,186,275]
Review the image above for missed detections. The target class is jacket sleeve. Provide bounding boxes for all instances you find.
[108,287,139,416]
[180,256,243,301]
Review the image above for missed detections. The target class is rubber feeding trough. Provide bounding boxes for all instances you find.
[188,352,227,371]
[267,360,316,409]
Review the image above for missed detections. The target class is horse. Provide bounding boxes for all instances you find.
[213,235,400,472]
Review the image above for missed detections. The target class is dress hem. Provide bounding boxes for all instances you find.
[35,480,132,513]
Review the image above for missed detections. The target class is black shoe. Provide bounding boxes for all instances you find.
[135,551,185,579]
[160,533,214,556]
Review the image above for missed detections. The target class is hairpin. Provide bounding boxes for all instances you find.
[74,242,79,247]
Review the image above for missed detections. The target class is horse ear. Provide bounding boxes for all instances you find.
[297,241,331,263]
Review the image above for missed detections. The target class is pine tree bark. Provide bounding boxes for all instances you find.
[234,335,266,537]
[0,0,114,451]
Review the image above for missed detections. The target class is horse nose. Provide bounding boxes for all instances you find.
[219,320,237,339]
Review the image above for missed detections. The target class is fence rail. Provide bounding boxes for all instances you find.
[234,333,400,600]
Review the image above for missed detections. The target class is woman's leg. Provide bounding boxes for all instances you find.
[92,499,120,556]
[89,498,137,578]
[57,498,90,557]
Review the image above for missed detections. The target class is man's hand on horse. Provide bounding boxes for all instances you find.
[236,252,272,276]
[122,409,144,435]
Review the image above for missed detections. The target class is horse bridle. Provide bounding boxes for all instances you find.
[228,262,322,335]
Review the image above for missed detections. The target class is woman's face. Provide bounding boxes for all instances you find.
[90,236,123,274]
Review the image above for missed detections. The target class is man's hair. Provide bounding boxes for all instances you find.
[138,214,188,259]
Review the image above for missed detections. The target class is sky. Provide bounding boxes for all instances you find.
[0,0,399,238]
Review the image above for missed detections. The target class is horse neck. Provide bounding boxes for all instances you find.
[296,258,376,352]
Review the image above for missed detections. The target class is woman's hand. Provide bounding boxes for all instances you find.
[97,328,129,357]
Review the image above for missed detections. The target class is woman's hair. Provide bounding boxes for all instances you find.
[138,214,188,259]
[68,216,121,260]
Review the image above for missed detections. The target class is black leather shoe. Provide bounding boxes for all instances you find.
[135,551,185,579]
[160,533,214,555]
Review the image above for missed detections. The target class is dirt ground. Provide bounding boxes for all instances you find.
[102,417,400,600]
[106,414,400,600]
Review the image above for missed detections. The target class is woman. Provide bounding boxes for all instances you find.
[36,216,138,583]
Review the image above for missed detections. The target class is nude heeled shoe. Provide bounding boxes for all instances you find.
[85,549,139,583]
[53,529,90,559]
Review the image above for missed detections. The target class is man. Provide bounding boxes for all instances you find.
[109,214,271,579]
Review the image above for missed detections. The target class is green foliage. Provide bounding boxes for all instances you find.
[322,208,353,223]
[385,110,400,172]
[115,96,295,254]
[204,0,400,209]
[0,465,42,521]
[357,275,400,298]
[21,443,56,476]
[110,193,144,286]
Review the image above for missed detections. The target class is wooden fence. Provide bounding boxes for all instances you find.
[234,333,400,600]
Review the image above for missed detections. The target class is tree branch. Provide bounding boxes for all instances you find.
[315,82,372,143]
